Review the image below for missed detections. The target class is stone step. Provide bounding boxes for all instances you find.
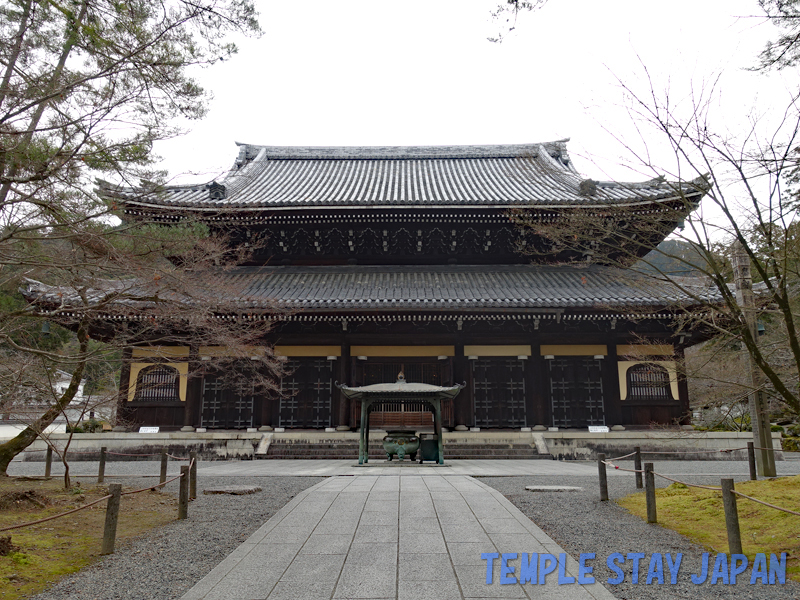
[260,440,548,460]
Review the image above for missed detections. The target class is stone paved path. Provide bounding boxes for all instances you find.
[180,475,615,600]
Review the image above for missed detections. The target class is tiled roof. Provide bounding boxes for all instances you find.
[23,264,717,314]
[208,264,709,311]
[102,142,704,211]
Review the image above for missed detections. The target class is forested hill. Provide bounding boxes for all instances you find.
[635,240,708,277]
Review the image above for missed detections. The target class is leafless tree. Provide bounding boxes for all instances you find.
[513,74,800,425]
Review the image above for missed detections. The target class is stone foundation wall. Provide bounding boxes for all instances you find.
[14,430,785,461]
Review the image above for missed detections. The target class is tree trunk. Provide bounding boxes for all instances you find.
[0,321,88,476]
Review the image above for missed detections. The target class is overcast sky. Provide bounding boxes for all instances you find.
[154,0,789,186]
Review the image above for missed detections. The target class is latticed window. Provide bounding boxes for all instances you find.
[133,365,180,402]
[626,364,672,401]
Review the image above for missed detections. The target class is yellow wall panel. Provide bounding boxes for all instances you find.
[197,346,265,358]
[540,345,607,356]
[617,345,674,357]
[132,346,189,358]
[350,346,455,357]
[274,346,341,357]
[463,345,532,357]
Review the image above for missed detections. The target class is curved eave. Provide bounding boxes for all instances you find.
[117,192,703,214]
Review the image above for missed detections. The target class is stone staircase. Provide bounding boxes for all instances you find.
[259,439,552,460]
[443,443,552,460]
[259,440,386,460]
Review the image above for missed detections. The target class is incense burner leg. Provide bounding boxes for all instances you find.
[359,401,368,465]
[434,401,444,465]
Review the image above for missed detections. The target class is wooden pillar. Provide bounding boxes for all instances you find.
[184,345,201,430]
[359,399,369,465]
[116,347,133,428]
[534,347,551,427]
[527,341,543,427]
[434,398,444,464]
[337,341,351,430]
[604,339,622,426]
[675,346,691,426]
[453,338,468,428]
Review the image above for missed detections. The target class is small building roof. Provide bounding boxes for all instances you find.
[338,377,464,400]
[101,141,704,211]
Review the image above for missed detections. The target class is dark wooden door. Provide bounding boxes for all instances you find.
[548,357,605,427]
[200,374,258,429]
[278,358,334,428]
[471,358,527,428]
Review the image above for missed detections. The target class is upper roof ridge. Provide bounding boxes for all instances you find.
[100,139,706,211]
[231,141,571,161]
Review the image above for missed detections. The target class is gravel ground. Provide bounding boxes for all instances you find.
[481,470,800,600]
[28,475,324,600]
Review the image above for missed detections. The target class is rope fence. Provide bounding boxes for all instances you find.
[0,494,112,533]
[28,445,198,484]
[604,447,749,461]
[2,451,198,555]
[596,443,799,556]
[651,471,722,491]
[107,451,163,457]
[731,490,800,517]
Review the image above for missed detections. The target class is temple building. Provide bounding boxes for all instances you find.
[97,141,708,432]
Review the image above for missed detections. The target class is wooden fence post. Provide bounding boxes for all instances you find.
[597,453,609,501]
[178,466,189,520]
[634,446,643,489]
[100,483,122,555]
[747,442,757,481]
[98,447,106,483]
[159,448,168,488]
[721,478,743,554]
[644,463,657,524]
[45,447,52,478]
[189,451,197,500]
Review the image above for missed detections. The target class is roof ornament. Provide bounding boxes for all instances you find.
[397,371,406,384]
[234,143,260,168]
[235,144,249,167]
[206,181,226,200]
[579,179,597,196]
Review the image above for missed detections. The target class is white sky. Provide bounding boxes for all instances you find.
[155,0,789,186]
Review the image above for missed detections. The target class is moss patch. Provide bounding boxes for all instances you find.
[618,475,800,581]
[0,478,178,599]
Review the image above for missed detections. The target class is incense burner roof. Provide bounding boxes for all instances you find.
[102,141,704,211]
